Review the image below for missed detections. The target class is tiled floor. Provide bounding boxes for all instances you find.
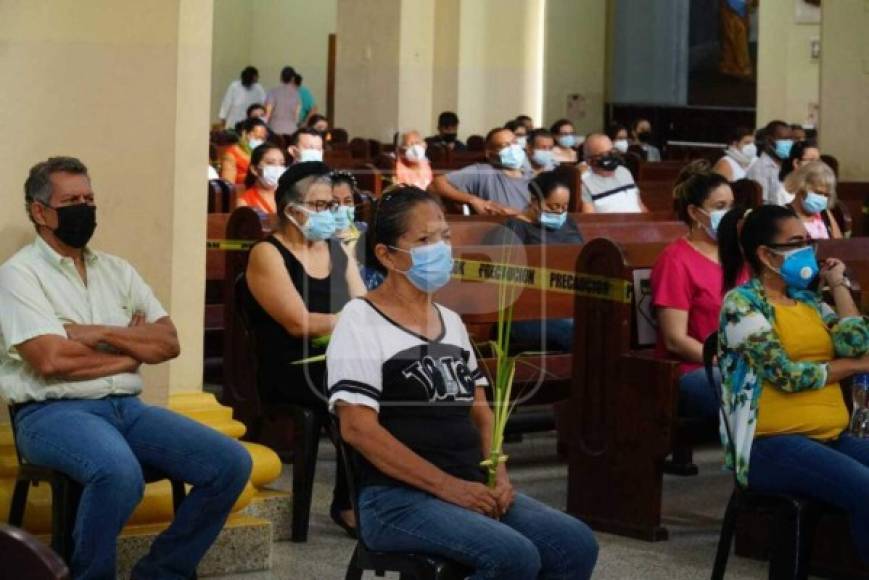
[214,433,772,579]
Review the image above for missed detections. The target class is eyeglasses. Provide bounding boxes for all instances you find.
[297,200,339,213]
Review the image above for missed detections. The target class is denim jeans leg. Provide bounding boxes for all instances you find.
[499,493,598,580]
[749,434,869,560]
[678,367,721,420]
[14,399,146,580]
[120,399,252,580]
[359,485,542,580]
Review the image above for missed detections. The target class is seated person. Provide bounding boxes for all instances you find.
[505,119,529,149]
[550,118,580,164]
[773,140,821,206]
[287,127,325,164]
[236,143,288,214]
[425,111,466,151]
[651,161,736,420]
[486,172,582,353]
[514,114,534,133]
[717,205,869,561]
[630,118,661,162]
[220,117,269,185]
[784,160,843,240]
[790,123,808,142]
[713,126,757,182]
[394,130,433,190]
[246,102,266,120]
[581,134,647,213]
[428,127,530,215]
[244,161,366,535]
[0,157,252,580]
[331,170,365,246]
[525,128,557,174]
[306,113,331,144]
[606,122,630,154]
[747,119,793,204]
[327,186,598,578]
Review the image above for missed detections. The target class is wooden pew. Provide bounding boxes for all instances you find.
[837,181,868,237]
[638,160,688,183]
[637,180,676,213]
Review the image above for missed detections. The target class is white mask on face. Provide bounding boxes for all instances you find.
[740,143,757,159]
[404,144,427,163]
[613,139,629,154]
[261,165,286,187]
[298,148,323,163]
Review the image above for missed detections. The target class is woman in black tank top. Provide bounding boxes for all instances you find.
[244,162,366,535]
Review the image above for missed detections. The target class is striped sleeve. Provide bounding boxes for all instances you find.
[326,301,383,412]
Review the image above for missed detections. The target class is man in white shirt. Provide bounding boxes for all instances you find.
[218,65,267,129]
[0,157,252,580]
[580,134,647,213]
[747,120,793,204]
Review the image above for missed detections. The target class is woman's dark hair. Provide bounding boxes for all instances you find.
[366,186,441,274]
[275,161,332,221]
[718,205,798,291]
[778,140,819,181]
[240,66,259,88]
[244,143,287,189]
[726,126,753,145]
[672,160,729,224]
[504,120,522,133]
[528,171,570,203]
[330,170,358,193]
[246,103,265,117]
[238,117,268,137]
[606,122,627,141]
[549,118,574,135]
[306,114,328,129]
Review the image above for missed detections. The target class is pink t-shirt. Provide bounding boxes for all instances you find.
[651,238,727,374]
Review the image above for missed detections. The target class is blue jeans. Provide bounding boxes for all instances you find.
[749,434,869,561]
[678,367,721,420]
[511,318,574,352]
[358,485,598,579]
[14,395,253,580]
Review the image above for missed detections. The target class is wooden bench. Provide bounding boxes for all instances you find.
[837,181,868,237]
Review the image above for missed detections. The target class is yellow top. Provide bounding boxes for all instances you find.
[756,301,849,440]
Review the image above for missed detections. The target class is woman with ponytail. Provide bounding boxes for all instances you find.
[650,161,736,419]
[717,205,869,559]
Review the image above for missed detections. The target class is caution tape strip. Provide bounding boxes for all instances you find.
[206,240,634,303]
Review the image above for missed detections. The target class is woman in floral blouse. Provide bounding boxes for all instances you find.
[717,204,869,558]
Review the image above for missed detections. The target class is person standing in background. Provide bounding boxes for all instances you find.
[295,73,318,127]
[219,66,266,130]
[265,66,301,139]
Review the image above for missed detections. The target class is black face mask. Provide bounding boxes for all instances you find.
[47,203,97,248]
[595,155,620,171]
[637,131,652,143]
[441,132,457,144]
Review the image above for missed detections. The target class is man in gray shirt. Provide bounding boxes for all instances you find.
[428,127,531,215]
[265,66,301,136]
[747,120,792,204]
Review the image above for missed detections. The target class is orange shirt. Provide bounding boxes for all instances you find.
[238,188,276,214]
[227,146,251,185]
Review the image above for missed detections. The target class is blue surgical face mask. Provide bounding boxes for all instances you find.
[700,208,728,240]
[531,149,555,169]
[499,144,526,170]
[773,245,819,290]
[540,210,567,230]
[774,139,794,159]
[515,136,527,149]
[288,205,336,241]
[557,134,577,149]
[248,138,265,150]
[802,191,828,214]
[391,240,454,293]
[333,205,355,231]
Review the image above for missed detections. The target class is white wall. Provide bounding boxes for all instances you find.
[211,0,337,123]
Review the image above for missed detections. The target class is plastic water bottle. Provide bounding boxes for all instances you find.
[850,374,869,437]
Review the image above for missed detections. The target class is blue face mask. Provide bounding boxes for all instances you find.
[498,144,526,170]
[392,240,454,293]
[700,208,728,240]
[774,139,794,160]
[289,205,336,241]
[774,245,819,290]
[333,205,355,231]
[557,134,577,148]
[540,211,567,230]
[802,191,828,214]
[531,149,555,169]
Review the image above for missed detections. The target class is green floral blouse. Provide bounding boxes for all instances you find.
[718,277,869,487]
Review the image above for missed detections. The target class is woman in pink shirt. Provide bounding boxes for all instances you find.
[394,130,433,190]
[651,162,736,419]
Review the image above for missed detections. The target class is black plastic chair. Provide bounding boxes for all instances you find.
[0,524,70,580]
[7,406,190,574]
[704,335,832,580]
[234,273,334,542]
[331,416,472,580]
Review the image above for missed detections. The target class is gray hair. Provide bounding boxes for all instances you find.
[276,173,333,223]
[24,156,89,221]
[784,160,837,205]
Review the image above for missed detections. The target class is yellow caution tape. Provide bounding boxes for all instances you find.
[205,241,634,303]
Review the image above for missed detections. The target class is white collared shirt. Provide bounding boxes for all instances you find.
[0,236,167,403]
